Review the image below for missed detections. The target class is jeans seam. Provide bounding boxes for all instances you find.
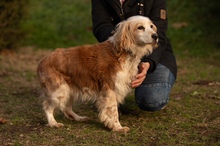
[139,83,171,87]
[141,99,169,107]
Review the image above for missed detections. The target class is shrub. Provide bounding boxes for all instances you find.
[0,0,28,51]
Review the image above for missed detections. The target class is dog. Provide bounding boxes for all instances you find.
[37,16,158,132]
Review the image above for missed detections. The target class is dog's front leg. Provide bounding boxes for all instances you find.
[96,89,130,132]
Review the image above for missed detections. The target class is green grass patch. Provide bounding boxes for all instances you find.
[167,0,220,58]
[22,0,96,49]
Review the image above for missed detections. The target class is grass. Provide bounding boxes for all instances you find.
[22,0,96,49]
[0,0,220,145]
[0,49,219,145]
[167,0,220,57]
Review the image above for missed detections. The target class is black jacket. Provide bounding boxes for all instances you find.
[92,0,177,78]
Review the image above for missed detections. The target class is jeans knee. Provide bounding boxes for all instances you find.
[135,64,175,112]
[135,83,170,112]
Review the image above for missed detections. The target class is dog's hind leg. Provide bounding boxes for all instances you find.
[58,86,89,122]
[43,98,64,128]
[43,84,70,128]
[61,98,90,122]
[96,89,130,132]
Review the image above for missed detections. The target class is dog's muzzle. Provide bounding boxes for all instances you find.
[151,33,158,42]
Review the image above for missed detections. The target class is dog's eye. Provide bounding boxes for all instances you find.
[150,25,154,28]
[137,26,145,30]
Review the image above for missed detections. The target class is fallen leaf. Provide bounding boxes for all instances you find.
[0,118,8,124]
[172,22,188,29]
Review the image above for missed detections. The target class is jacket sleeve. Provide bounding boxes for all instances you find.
[141,0,168,73]
[92,0,115,42]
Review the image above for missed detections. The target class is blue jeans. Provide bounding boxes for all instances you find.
[135,64,176,111]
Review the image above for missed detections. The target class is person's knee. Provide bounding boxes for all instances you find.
[135,86,170,112]
[134,64,175,112]
[137,101,168,112]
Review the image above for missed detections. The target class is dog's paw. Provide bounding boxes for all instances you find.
[112,126,130,133]
[47,122,64,128]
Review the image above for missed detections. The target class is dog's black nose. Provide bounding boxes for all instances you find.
[151,34,158,41]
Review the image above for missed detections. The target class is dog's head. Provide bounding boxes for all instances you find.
[109,16,158,56]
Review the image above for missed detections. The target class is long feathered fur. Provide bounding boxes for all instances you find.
[37,16,158,132]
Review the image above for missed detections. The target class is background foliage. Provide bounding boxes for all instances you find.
[0,0,28,50]
[0,0,220,54]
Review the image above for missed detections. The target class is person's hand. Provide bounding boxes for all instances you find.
[131,62,150,88]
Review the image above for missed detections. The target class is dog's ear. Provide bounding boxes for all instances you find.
[114,21,135,50]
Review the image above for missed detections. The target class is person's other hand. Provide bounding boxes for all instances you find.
[131,62,150,88]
